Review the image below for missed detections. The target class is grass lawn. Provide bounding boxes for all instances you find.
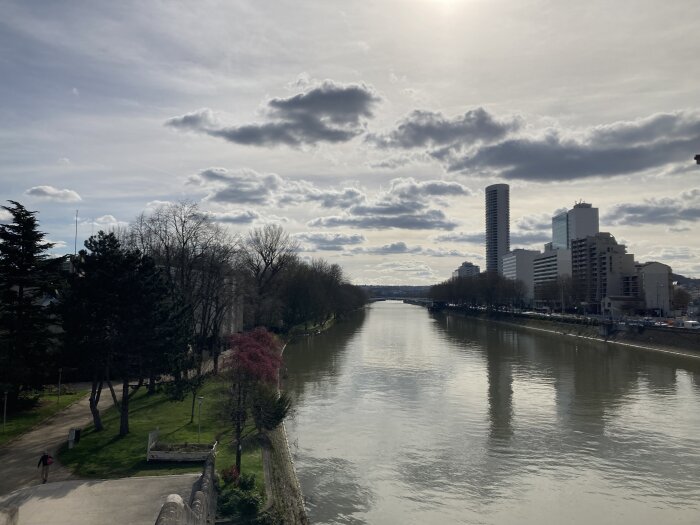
[58,376,264,491]
[0,389,88,447]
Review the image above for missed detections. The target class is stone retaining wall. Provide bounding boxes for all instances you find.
[267,423,309,525]
[154,454,217,525]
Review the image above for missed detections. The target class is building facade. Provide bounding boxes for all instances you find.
[571,232,636,313]
[639,262,672,316]
[502,249,541,304]
[485,183,510,274]
[453,261,481,279]
[533,247,572,305]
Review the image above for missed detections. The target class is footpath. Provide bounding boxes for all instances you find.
[0,392,197,525]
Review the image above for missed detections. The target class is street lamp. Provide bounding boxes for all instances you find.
[3,391,7,434]
[197,396,204,444]
[57,368,63,406]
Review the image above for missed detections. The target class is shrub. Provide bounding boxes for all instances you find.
[221,465,239,486]
[239,472,256,491]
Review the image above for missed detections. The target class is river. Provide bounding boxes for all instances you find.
[283,301,700,524]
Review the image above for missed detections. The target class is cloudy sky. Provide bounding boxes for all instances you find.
[2,0,699,283]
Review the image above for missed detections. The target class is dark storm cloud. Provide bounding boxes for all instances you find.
[165,81,380,147]
[448,111,700,181]
[308,209,458,230]
[295,232,366,251]
[366,108,518,149]
[604,188,700,226]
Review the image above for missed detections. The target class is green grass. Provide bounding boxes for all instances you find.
[0,390,88,447]
[58,377,264,492]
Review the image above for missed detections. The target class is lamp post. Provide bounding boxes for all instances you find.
[197,396,204,444]
[57,368,63,406]
[3,391,7,434]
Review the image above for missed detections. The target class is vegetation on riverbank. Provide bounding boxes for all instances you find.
[0,388,88,447]
[58,377,263,489]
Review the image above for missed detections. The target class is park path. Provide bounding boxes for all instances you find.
[0,390,95,496]
[0,390,200,525]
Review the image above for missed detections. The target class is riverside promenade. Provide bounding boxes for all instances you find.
[0,392,197,525]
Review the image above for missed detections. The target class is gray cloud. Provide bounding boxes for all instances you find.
[308,177,465,231]
[190,167,282,205]
[25,185,82,202]
[448,110,700,181]
[366,108,517,150]
[435,230,550,245]
[295,232,366,251]
[309,209,458,230]
[604,188,700,226]
[166,81,380,147]
[351,241,470,257]
[205,210,260,224]
[435,231,484,243]
[190,167,367,209]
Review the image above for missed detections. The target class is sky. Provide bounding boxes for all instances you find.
[1,0,699,284]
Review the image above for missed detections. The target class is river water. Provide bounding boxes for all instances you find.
[283,301,700,524]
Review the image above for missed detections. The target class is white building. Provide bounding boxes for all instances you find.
[502,249,540,304]
[453,261,480,279]
[533,247,572,300]
[485,184,510,275]
[639,262,672,316]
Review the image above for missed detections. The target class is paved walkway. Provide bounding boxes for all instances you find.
[0,390,200,525]
[0,475,198,525]
[0,391,95,495]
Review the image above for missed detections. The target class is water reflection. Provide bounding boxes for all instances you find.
[284,302,700,524]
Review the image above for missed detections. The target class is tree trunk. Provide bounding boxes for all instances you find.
[235,382,243,472]
[119,378,129,437]
[89,378,103,431]
[148,372,156,395]
[190,389,197,424]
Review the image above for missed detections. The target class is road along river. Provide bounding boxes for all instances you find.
[283,301,700,525]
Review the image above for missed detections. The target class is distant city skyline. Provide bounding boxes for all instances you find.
[1,1,699,283]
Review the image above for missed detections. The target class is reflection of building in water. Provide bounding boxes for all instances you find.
[484,328,514,441]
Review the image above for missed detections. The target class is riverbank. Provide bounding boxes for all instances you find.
[439,307,700,359]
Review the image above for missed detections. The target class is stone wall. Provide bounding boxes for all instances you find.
[154,454,216,525]
[267,423,309,525]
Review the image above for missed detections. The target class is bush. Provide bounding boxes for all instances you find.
[218,485,262,520]
[255,508,286,525]
[221,465,239,486]
[239,472,256,491]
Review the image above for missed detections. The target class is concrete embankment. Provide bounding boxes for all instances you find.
[440,308,700,358]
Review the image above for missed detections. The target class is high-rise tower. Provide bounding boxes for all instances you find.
[485,183,510,274]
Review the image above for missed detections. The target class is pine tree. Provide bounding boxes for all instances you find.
[0,201,64,402]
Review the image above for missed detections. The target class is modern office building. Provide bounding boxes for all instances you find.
[452,261,481,279]
[485,183,510,274]
[502,249,541,304]
[551,202,599,249]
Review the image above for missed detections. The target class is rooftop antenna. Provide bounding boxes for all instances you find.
[74,210,78,255]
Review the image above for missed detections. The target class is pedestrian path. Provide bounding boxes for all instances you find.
[0,391,200,525]
[0,392,94,495]
[0,475,198,525]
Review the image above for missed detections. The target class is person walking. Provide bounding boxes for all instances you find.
[37,450,52,483]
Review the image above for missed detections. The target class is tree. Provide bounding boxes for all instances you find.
[61,232,180,436]
[239,224,298,327]
[224,328,286,473]
[127,202,239,418]
[0,201,64,404]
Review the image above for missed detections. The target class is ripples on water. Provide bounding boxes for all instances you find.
[283,302,700,524]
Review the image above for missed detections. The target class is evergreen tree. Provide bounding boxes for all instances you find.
[0,201,64,403]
